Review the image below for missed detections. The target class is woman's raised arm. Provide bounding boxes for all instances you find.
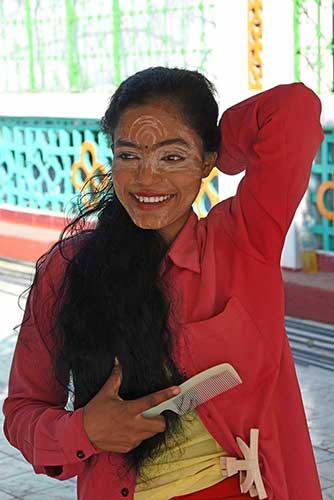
[216,82,324,265]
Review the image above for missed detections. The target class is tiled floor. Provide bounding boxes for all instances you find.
[0,286,333,499]
[0,407,77,499]
[296,362,334,500]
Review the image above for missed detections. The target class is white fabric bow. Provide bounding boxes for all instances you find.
[220,428,268,499]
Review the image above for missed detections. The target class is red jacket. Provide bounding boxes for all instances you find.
[2,83,324,500]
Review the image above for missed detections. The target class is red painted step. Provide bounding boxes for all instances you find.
[282,269,334,325]
[0,208,93,262]
[0,221,60,262]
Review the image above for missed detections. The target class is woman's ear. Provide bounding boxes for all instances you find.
[202,151,218,178]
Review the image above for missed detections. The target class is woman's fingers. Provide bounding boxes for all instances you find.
[135,413,167,434]
[130,386,180,415]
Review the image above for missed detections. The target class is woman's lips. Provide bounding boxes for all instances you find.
[131,193,176,210]
[132,192,175,196]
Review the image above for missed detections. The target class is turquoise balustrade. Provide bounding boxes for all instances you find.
[0,117,112,213]
[310,128,334,252]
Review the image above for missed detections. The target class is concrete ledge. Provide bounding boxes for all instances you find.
[282,269,334,325]
[0,206,66,230]
[0,208,95,262]
[316,250,334,273]
[0,222,61,262]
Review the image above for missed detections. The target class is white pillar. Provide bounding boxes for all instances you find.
[262,0,295,88]
[212,0,249,110]
[212,0,248,203]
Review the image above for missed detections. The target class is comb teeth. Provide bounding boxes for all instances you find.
[174,370,240,415]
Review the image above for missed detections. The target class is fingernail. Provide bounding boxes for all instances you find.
[114,356,119,366]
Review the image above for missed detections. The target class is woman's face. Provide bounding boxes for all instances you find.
[111,98,217,244]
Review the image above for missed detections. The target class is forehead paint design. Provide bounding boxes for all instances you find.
[128,115,167,147]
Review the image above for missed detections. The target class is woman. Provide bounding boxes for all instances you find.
[2,67,323,500]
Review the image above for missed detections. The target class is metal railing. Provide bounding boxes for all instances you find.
[0,0,215,92]
[293,0,334,94]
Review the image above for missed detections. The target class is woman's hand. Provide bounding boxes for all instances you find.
[83,357,180,453]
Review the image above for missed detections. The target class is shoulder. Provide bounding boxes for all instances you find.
[200,197,268,264]
[196,199,230,246]
[204,198,230,227]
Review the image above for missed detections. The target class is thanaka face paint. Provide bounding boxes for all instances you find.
[111,99,217,244]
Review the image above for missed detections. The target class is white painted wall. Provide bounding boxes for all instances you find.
[212,0,249,109]
[262,0,295,88]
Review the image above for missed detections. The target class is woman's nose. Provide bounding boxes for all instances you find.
[135,160,161,182]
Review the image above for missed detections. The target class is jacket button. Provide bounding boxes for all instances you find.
[121,487,129,496]
[76,450,85,459]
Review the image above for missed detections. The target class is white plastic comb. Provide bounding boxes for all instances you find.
[142,363,242,418]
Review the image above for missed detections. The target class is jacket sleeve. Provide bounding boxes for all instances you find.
[1,245,102,481]
[216,82,324,265]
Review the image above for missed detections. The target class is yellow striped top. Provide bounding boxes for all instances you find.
[134,410,230,500]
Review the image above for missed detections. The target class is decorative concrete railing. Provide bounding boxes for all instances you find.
[311,128,333,252]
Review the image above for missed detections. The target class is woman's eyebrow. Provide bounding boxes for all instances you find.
[114,138,190,149]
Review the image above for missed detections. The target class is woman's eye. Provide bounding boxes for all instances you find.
[162,155,185,161]
[117,153,137,160]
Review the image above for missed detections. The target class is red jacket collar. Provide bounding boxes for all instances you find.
[160,209,200,276]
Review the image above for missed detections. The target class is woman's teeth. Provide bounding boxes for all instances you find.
[133,194,175,203]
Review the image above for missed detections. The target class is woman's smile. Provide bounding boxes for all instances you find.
[130,192,177,210]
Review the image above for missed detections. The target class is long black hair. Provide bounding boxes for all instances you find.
[18,66,221,479]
